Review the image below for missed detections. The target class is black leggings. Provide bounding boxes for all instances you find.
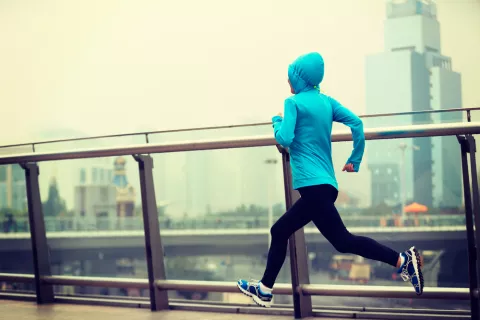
[261,184,399,288]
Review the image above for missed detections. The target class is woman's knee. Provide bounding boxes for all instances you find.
[270,222,289,241]
[331,233,356,254]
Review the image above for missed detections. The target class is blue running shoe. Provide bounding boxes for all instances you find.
[398,246,424,295]
[236,279,273,307]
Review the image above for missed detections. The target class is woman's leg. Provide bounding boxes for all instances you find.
[237,196,313,307]
[305,185,399,267]
[260,197,313,288]
[306,184,424,295]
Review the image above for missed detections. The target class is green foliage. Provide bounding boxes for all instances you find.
[360,202,394,216]
[210,203,285,218]
[157,205,165,217]
[42,179,67,217]
[0,207,25,218]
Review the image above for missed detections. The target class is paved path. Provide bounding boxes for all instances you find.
[1,300,359,320]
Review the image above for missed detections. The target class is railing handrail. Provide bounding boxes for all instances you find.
[1,107,478,151]
[0,273,470,300]
[0,122,478,165]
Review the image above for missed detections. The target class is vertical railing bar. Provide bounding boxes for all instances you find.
[457,135,479,320]
[20,162,54,304]
[278,145,312,318]
[467,134,480,318]
[133,154,169,311]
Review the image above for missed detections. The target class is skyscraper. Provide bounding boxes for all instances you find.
[0,165,27,212]
[74,164,116,228]
[366,0,462,208]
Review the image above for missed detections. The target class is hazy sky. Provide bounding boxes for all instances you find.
[1,0,478,144]
[0,0,479,211]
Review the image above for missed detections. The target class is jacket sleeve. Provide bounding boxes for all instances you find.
[330,97,365,172]
[272,98,297,147]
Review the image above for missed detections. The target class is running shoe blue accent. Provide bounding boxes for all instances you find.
[397,246,424,295]
[237,279,273,307]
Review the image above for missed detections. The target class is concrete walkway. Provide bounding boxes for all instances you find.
[1,300,358,320]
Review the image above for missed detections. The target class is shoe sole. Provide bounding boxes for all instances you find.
[410,246,424,295]
[236,282,272,308]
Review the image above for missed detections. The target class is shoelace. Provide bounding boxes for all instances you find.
[400,266,410,282]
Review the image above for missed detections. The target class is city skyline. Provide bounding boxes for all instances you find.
[0,0,478,212]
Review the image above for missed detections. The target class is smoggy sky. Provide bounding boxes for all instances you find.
[1,0,478,144]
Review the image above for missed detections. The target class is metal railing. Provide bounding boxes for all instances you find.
[0,214,467,233]
[0,106,478,153]
[0,122,478,164]
[0,119,479,319]
[0,273,472,300]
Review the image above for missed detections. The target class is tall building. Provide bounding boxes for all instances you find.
[366,0,462,208]
[0,164,27,212]
[74,165,116,228]
[74,157,138,229]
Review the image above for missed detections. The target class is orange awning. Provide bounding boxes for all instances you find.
[404,202,428,213]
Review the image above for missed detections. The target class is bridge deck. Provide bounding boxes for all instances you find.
[2,300,355,320]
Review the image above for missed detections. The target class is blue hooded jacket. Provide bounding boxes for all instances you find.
[272,52,365,190]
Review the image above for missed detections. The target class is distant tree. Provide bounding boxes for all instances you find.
[42,178,67,217]
[273,203,285,218]
[0,207,23,232]
[0,207,25,218]
[208,202,286,219]
[157,205,166,217]
[360,202,393,217]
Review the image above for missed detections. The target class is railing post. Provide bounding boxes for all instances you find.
[134,155,169,311]
[467,135,480,300]
[21,162,54,304]
[278,146,312,319]
[457,135,480,320]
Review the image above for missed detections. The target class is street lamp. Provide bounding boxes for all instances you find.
[398,142,420,221]
[265,158,278,245]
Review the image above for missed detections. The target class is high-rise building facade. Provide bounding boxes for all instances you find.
[74,164,116,228]
[0,164,27,212]
[366,0,462,208]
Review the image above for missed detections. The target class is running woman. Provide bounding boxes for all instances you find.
[237,52,424,307]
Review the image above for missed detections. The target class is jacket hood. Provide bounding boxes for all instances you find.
[288,52,325,94]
